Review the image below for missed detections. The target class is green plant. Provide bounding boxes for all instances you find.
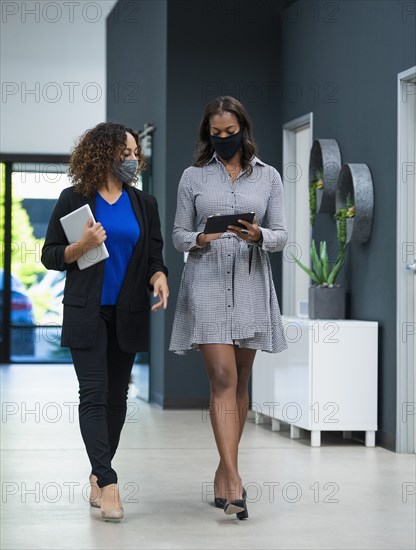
[290,240,345,287]
[309,170,324,225]
[0,164,45,288]
[334,193,355,254]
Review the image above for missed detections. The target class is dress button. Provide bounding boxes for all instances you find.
[228,305,231,308]
[227,271,230,274]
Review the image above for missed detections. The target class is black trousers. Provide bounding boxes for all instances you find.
[70,306,136,488]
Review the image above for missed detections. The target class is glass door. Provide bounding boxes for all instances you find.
[8,162,71,362]
[0,163,6,360]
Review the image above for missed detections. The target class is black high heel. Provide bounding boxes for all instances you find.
[214,488,246,509]
[236,499,249,520]
[224,498,249,520]
[224,489,249,520]
[214,496,227,509]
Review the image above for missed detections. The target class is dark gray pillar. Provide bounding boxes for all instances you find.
[107,0,283,407]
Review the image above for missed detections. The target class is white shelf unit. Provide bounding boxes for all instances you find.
[252,316,378,447]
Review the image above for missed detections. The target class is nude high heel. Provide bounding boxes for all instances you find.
[89,474,102,508]
[100,484,124,521]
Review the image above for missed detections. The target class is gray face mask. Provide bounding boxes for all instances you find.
[113,159,138,184]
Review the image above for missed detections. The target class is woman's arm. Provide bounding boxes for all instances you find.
[172,170,202,252]
[41,190,74,271]
[257,169,288,253]
[147,195,168,290]
[41,190,107,271]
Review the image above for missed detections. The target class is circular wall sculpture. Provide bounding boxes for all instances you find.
[336,163,374,244]
[309,139,342,215]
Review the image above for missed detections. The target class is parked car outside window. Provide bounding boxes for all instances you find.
[0,268,36,356]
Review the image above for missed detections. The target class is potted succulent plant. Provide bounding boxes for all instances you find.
[291,240,346,319]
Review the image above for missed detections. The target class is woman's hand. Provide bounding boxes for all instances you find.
[149,272,169,311]
[196,232,223,247]
[227,216,262,242]
[79,217,107,252]
[64,217,107,264]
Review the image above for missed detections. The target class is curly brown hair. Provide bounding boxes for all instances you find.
[68,122,146,197]
[193,96,258,176]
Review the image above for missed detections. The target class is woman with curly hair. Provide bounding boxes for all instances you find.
[42,122,169,521]
[169,96,288,520]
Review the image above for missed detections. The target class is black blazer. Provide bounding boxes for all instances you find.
[41,184,168,352]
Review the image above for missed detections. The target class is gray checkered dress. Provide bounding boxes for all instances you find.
[169,153,288,354]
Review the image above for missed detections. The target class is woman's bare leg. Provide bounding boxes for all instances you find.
[215,347,257,498]
[235,347,257,436]
[199,344,243,501]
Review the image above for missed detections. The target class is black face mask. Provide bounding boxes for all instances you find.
[210,129,243,160]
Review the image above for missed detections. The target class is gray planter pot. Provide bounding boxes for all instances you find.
[335,163,374,243]
[309,286,346,319]
[309,139,342,215]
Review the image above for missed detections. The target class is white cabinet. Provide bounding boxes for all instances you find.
[252,316,378,447]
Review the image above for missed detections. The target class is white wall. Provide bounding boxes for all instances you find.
[0,0,118,155]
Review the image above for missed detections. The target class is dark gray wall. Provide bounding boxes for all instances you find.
[280,0,416,448]
[107,0,168,404]
[107,0,284,407]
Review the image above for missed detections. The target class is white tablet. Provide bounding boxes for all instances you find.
[60,204,109,270]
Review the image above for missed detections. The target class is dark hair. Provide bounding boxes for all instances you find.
[193,96,258,176]
[68,122,146,197]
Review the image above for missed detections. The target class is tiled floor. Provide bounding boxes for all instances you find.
[1,364,415,550]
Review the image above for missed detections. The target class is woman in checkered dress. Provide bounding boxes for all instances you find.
[169,96,288,519]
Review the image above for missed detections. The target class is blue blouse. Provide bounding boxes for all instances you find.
[95,189,141,305]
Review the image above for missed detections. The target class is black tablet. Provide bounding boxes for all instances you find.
[203,212,255,234]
